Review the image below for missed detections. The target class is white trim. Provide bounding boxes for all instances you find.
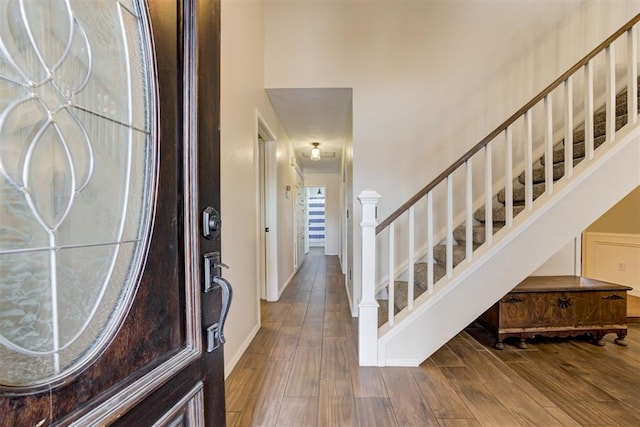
[224,322,261,379]
[291,155,304,180]
[583,231,640,297]
[278,269,297,299]
[255,110,279,301]
[383,357,423,367]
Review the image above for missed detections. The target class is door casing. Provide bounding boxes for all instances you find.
[255,111,279,302]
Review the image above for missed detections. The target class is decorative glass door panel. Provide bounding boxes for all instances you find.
[0,0,157,393]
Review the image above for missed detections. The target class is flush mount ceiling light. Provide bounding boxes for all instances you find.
[310,142,321,161]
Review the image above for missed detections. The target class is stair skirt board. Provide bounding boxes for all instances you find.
[376,129,640,367]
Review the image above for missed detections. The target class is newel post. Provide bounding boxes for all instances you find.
[358,190,381,366]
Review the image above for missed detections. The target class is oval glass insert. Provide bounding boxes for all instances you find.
[0,0,157,392]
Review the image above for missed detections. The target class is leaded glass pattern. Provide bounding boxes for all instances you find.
[0,0,157,390]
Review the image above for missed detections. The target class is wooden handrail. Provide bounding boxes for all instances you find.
[376,13,640,235]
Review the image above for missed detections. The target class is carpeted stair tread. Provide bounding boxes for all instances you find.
[572,114,627,144]
[414,262,447,290]
[393,279,433,312]
[540,136,605,165]
[433,244,469,268]
[474,205,525,223]
[614,88,640,110]
[388,262,449,314]
[453,224,505,245]
[393,281,414,312]
[518,160,582,185]
[378,299,389,326]
[594,103,626,122]
[497,182,546,204]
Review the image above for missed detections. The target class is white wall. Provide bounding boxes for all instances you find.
[221,0,297,377]
[532,240,579,276]
[276,133,300,291]
[304,173,341,256]
[265,0,640,312]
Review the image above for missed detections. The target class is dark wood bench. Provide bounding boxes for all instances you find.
[478,276,632,349]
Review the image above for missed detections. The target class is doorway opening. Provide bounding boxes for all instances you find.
[306,186,326,251]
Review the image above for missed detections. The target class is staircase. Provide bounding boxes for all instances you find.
[360,15,640,367]
[380,85,639,322]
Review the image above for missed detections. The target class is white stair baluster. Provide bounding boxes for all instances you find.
[606,44,616,143]
[446,175,453,278]
[387,222,396,326]
[565,77,574,178]
[505,127,513,228]
[465,159,473,260]
[525,110,533,210]
[585,59,595,160]
[628,25,638,126]
[544,95,554,193]
[427,192,434,293]
[388,222,395,326]
[408,207,414,311]
[484,141,493,244]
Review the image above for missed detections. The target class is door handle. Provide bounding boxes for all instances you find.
[206,276,233,352]
[203,252,233,352]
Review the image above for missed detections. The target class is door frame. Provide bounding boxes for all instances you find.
[293,183,304,271]
[71,1,203,423]
[255,111,279,301]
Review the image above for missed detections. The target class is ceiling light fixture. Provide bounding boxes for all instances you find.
[310,142,321,161]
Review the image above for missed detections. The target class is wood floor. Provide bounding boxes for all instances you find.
[628,295,640,319]
[225,250,640,426]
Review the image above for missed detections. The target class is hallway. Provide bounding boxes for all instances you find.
[225,251,640,426]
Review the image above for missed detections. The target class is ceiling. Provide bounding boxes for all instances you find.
[266,88,352,174]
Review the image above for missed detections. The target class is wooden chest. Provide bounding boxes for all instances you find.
[478,276,632,349]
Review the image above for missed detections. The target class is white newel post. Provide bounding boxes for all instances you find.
[358,190,381,366]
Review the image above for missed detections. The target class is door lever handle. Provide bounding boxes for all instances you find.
[206,276,233,352]
[203,251,233,352]
[215,262,229,270]
[214,276,232,344]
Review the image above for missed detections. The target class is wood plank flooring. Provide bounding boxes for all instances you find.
[629,295,640,319]
[225,250,640,426]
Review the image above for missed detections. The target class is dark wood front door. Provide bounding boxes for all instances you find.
[0,0,225,425]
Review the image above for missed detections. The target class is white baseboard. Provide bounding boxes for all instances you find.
[278,270,297,299]
[225,322,261,379]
